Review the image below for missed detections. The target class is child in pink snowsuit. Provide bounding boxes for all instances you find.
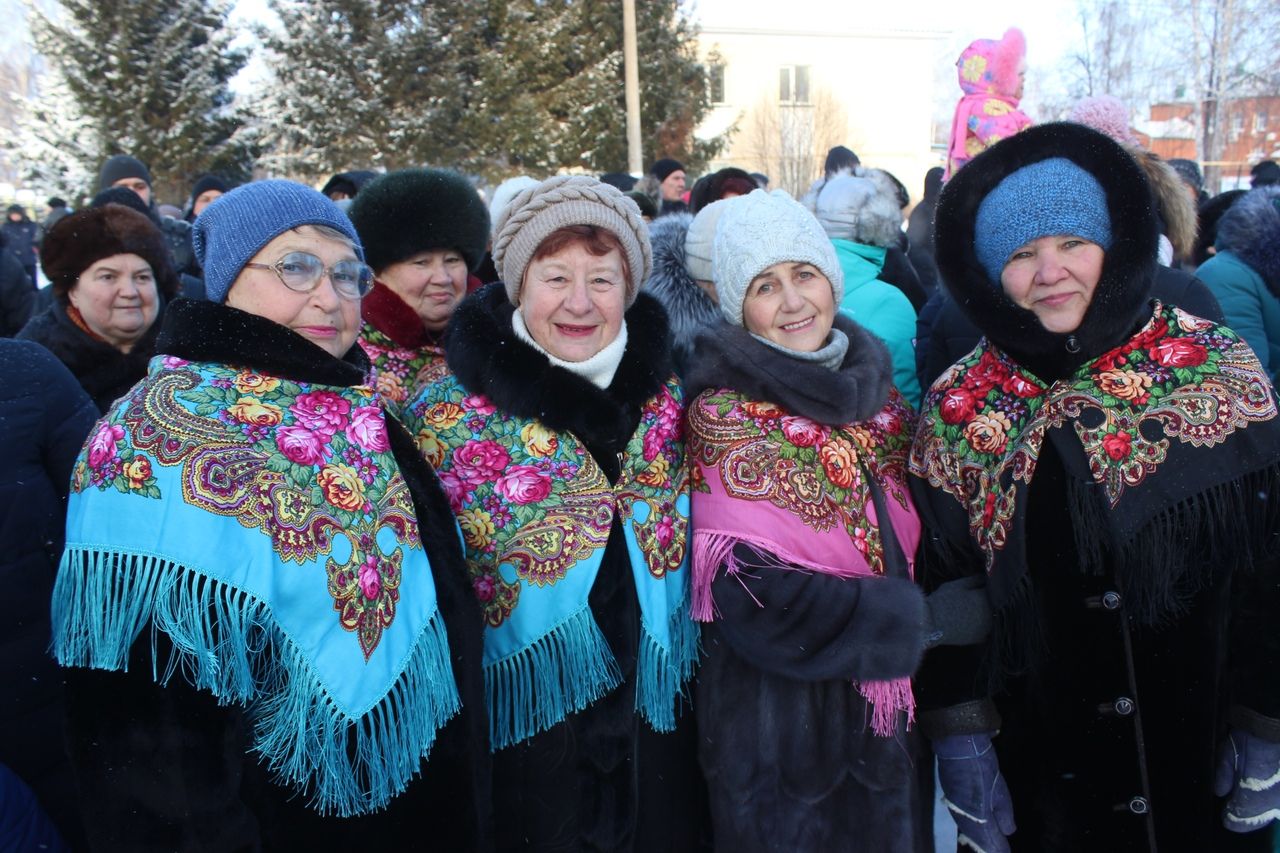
[943,28,1032,180]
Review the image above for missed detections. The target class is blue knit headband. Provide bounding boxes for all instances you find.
[974,158,1113,284]
[193,179,363,303]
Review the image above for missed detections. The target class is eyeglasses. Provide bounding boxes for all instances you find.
[245,252,373,300]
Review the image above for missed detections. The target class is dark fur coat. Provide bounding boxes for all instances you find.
[915,123,1280,852]
[443,284,708,852]
[61,300,492,852]
[684,318,931,853]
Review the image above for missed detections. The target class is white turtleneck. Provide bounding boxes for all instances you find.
[512,310,629,389]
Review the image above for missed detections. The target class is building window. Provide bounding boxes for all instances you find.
[1255,112,1268,134]
[1230,113,1244,141]
[779,65,810,105]
[708,63,725,104]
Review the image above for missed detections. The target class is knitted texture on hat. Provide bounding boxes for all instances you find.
[974,158,1113,284]
[712,189,844,327]
[491,175,652,307]
[813,174,903,246]
[1068,95,1138,146]
[41,204,177,303]
[349,168,490,273]
[683,198,735,282]
[650,158,685,182]
[193,180,363,304]
[98,155,152,191]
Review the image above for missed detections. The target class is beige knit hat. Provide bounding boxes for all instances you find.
[492,175,653,306]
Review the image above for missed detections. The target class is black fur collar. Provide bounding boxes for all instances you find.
[935,122,1159,381]
[157,298,370,387]
[683,314,893,426]
[444,282,673,451]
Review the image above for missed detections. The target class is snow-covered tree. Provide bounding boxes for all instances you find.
[256,0,724,182]
[19,0,252,203]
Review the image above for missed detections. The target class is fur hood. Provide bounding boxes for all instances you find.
[684,314,892,426]
[1125,145,1198,261]
[802,167,903,249]
[1216,185,1280,293]
[444,282,672,454]
[934,122,1159,381]
[644,212,719,377]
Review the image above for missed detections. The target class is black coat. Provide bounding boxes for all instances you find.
[0,239,34,336]
[17,299,162,414]
[912,122,1280,852]
[682,317,931,853]
[2,216,39,270]
[0,340,98,851]
[444,284,708,852]
[61,300,492,852]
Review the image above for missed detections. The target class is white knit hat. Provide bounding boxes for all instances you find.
[683,197,735,283]
[713,189,844,327]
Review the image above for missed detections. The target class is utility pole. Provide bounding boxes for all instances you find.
[623,0,643,175]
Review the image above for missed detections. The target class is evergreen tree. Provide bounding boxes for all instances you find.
[256,0,722,182]
[22,0,251,203]
[257,0,484,181]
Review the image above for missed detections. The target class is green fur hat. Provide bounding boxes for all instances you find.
[348,168,490,273]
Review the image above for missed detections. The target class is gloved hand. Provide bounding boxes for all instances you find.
[1215,728,1280,832]
[934,733,1015,853]
[924,575,993,647]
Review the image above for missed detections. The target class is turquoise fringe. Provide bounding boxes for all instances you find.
[51,546,460,817]
[485,604,621,750]
[635,591,701,731]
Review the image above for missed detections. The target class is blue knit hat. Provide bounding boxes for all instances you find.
[193,179,364,303]
[974,158,1113,284]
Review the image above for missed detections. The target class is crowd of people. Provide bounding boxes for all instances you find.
[4,25,1280,853]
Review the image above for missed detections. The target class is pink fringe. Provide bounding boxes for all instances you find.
[690,531,740,622]
[859,677,916,738]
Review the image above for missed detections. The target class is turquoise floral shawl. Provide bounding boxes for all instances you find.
[52,355,459,816]
[407,373,698,750]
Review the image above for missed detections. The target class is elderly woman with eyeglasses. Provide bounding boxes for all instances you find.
[49,181,490,850]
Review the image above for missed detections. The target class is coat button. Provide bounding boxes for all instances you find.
[1114,697,1135,716]
[1102,591,1122,610]
[1128,797,1149,814]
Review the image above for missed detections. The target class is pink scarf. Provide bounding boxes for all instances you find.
[687,388,921,735]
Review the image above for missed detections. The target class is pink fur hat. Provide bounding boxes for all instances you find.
[956,27,1027,99]
[1068,95,1139,146]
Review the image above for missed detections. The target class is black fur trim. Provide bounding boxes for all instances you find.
[683,314,892,426]
[935,122,1160,381]
[444,282,673,454]
[348,169,491,273]
[156,298,370,386]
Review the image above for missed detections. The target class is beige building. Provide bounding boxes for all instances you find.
[695,25,949,205]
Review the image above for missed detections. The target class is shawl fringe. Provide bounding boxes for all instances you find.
[634,590,701,732]
[51,546,460,817]
[1068,463,1280,626]
[484,604,621,751]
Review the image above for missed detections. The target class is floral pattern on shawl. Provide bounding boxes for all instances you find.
[909,302,1278,571]
[358,324,449,419]
[410,375,690,628]
[688,387,916,573]
[71,356,418,660]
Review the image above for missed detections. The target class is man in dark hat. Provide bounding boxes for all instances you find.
[97,154,199,278]
[1252,160,1280,188]
[649,157,687,216]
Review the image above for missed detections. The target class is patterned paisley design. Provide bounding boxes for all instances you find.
[409,375,689,628]
[687,388,917,573]
[71,356,420,660]
[910,303,1278,570]
[358,325,449,419]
